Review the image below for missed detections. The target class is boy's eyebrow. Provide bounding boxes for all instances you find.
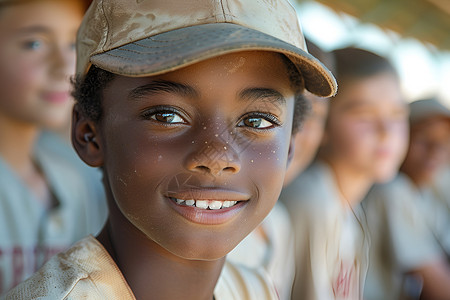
[128,80,198,100]
[341,98,407,111]
[15,26,52,35]
[238,88,286,106]
[340,101,374,110]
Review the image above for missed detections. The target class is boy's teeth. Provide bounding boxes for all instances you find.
[173,198,238,209]
[222,201,231,208]
[209,201,223,210]
[185,199,195,206]
[222,200,236,208]
[196,200,208,209]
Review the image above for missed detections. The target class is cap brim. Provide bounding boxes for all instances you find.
[409,99,450,124]
[90,23,337,97]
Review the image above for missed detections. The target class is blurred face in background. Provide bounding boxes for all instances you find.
[284,92,329,186]
[401,116,450,186]
[0,0,84,129]
[320,72,409,183]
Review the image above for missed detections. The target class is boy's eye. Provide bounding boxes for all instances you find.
[152,112,185,124]
[238,113,280,129]
[242,117,272,129]
[142,108,187,124]
[23,40,42,50]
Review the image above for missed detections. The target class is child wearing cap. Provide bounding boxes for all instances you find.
[0,0,107,296]
[363,98,450,300]
[401,98,450,260]
[4,0,337,299]
[280,47,409,300]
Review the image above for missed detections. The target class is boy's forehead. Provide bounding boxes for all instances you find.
[76,0,338,98]
[114,51,295,97]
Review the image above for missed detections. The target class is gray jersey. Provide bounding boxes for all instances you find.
[0,132,107,295]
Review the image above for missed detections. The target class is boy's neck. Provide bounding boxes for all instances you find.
[98,196,225,300]
[323,159,373,207]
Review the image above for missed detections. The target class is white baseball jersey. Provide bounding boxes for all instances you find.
[4,235,279,299]
[279,161,369,300]
[362,174,443,300]
[228,201,295,300]
[418,167,450,257]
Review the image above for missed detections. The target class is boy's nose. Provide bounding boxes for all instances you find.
[50,43,76,79]
[376,119,391,140]
[184,140,241,176]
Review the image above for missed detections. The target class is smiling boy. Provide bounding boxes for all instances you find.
[4,0,336,299]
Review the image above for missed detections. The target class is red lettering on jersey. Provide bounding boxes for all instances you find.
[12,247,24,287]
[333,261,355,298]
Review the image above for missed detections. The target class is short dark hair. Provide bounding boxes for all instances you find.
[71,66,114,122]
[72,54,308,133]
[331,47,398,84]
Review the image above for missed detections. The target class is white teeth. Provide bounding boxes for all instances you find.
[195,200,208,209]
[173,198,239,209]
[185,199,195,206]
[209,201,223,210]
[222,201,232,208]
[222,200,237,208]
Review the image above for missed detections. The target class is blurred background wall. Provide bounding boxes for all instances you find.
[294,0,450,107]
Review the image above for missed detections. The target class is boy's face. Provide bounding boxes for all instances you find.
[96,51,295,260]
[323,72,408,182]
[401,117,450,186]
[0,0,83,129]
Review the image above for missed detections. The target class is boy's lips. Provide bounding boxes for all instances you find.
[165,189,250,225]
[42,91,70,103]
[170,198,239,210]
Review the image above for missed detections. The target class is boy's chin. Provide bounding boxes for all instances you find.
[165,241,240,261]
[373,168,399,184]
[153,228,254,262]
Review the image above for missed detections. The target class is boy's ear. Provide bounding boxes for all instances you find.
[71,105,103,167]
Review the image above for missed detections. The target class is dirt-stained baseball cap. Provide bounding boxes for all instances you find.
[77,0,337,97]
[409,98,450,125]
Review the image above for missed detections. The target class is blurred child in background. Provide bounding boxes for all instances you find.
[280,47,409,299]
[402,99,450,265]
[363,98,450,300]
[0,0,106,295]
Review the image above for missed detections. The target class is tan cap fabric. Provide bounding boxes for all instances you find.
[409,98,450,124]
[77,0,337,97]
